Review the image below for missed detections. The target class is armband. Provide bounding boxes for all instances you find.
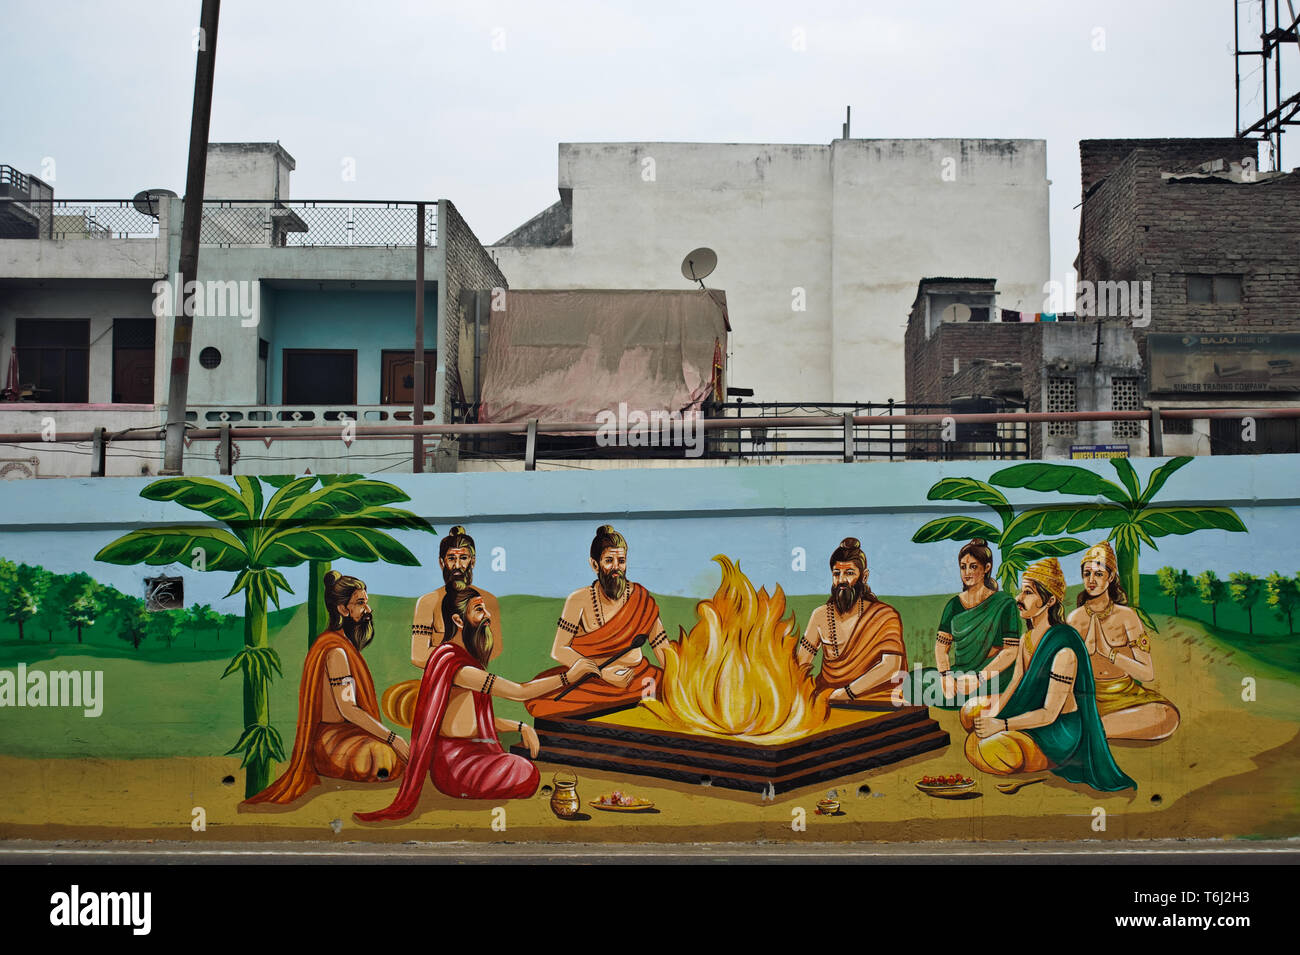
[328,675,352,688]
[556,617,580,635]
[1002,635,1020,646]
[411,623,435,636]
[481,673,496,695]
[559,671,570,688]
[649,631,669,649]
[845,685,857,702]
[936,634,953,647]
[1135,632,1151,653]
[385,729,397,746]
[798,636,819,655]
[1048,671,1075,685]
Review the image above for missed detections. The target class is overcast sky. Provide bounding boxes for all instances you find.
[2,1,1289,285]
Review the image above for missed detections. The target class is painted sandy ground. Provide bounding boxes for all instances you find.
[1,618,1296,842]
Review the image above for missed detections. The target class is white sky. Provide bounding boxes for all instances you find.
[2,0,1291,287]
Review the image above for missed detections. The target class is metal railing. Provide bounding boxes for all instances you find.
[0,406,1298,476]
[449,399,1032,461]
[0,198,439,247]
[198,199,438,248]
[0,198,158,240]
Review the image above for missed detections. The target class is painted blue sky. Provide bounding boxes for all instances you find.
[0,458,1295,613]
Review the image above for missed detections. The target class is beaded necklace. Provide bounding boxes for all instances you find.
[826,595,865,659]
[590,581,628,628]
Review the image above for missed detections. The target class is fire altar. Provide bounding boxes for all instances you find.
[513,556,949,794]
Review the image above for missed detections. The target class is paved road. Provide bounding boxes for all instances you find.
[3,838,1297,864]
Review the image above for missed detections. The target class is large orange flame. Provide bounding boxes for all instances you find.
[643,555,829,744]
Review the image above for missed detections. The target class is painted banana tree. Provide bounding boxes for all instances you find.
[96,473,436,798]
[988,457,1247,626]
[912,477,1092,592]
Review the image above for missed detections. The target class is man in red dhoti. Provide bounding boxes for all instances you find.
[355,588,596,821]
[244,572,409,807]
[525,524,672,719]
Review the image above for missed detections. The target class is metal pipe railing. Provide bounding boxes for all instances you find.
[0,406,1295,445]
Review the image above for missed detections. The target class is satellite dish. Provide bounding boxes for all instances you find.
[132,188,178,218]
[941,302,972,323]
[681,247,718,287]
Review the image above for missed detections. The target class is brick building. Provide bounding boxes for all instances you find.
[1078,137,1300,454]
[905,138,1300,459]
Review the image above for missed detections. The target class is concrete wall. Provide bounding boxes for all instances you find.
[0,455,1295,842]
[440,200,507,409]
[493,139,1049,405]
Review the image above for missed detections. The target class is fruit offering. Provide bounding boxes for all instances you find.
[920,774,973,786]
[596,790,639,807]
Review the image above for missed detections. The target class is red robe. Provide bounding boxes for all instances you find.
[354,643,538,822]
[525,582,661,719]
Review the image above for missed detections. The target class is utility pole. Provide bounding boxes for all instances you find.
[162,0,220,474]
[413,201,426,472]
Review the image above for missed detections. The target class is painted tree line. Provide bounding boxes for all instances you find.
[1156,565,1300,633]
[0,557,238,648]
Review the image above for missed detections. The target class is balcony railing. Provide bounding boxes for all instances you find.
[0,198,439,247]
[0,199,157,240]
[199,200,438,248]
[185,404,437,425]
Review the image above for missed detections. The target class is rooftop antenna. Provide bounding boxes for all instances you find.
[132,188,178,218]
[681,247,717,289]
[842,105,851,139]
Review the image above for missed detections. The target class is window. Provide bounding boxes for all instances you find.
[16,319,89,402]
[112,318,155,404]
[1046,376,1077,436]
[1111,376,1141,439]
[1186,273,1243,304]
[1210,416,1299,454]
[282,349,356,404]
[1162,416,1193,435]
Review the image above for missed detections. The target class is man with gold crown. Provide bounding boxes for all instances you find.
[959,557,1135,791]
[1066,541,1180,741]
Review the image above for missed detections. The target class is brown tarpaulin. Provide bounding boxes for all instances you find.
[478,289,728,423]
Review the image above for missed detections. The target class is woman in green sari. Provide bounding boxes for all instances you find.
[932,539,1020,708]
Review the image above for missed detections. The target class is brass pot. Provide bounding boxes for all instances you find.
[550,771,580,819]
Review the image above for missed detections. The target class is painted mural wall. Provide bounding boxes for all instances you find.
[0,455,1296,842]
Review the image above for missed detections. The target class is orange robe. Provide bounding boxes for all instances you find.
[814,600,908,703]
[242,631,404,806]
[525,583,661,719]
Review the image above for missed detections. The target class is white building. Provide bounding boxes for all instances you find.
[0,144,503,478]
[493,138,1051,404]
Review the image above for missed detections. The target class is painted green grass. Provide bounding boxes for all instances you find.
[3,582,1293,760]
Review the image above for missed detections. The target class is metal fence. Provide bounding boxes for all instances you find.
[0,198,439,247]
[0,198,159,239]
[199,200,438,248]
[448,399,1032,461]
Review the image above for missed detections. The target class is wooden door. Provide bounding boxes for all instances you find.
[381,350,436,404]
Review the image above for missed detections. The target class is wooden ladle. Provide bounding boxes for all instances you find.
[995,777,1047,794]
